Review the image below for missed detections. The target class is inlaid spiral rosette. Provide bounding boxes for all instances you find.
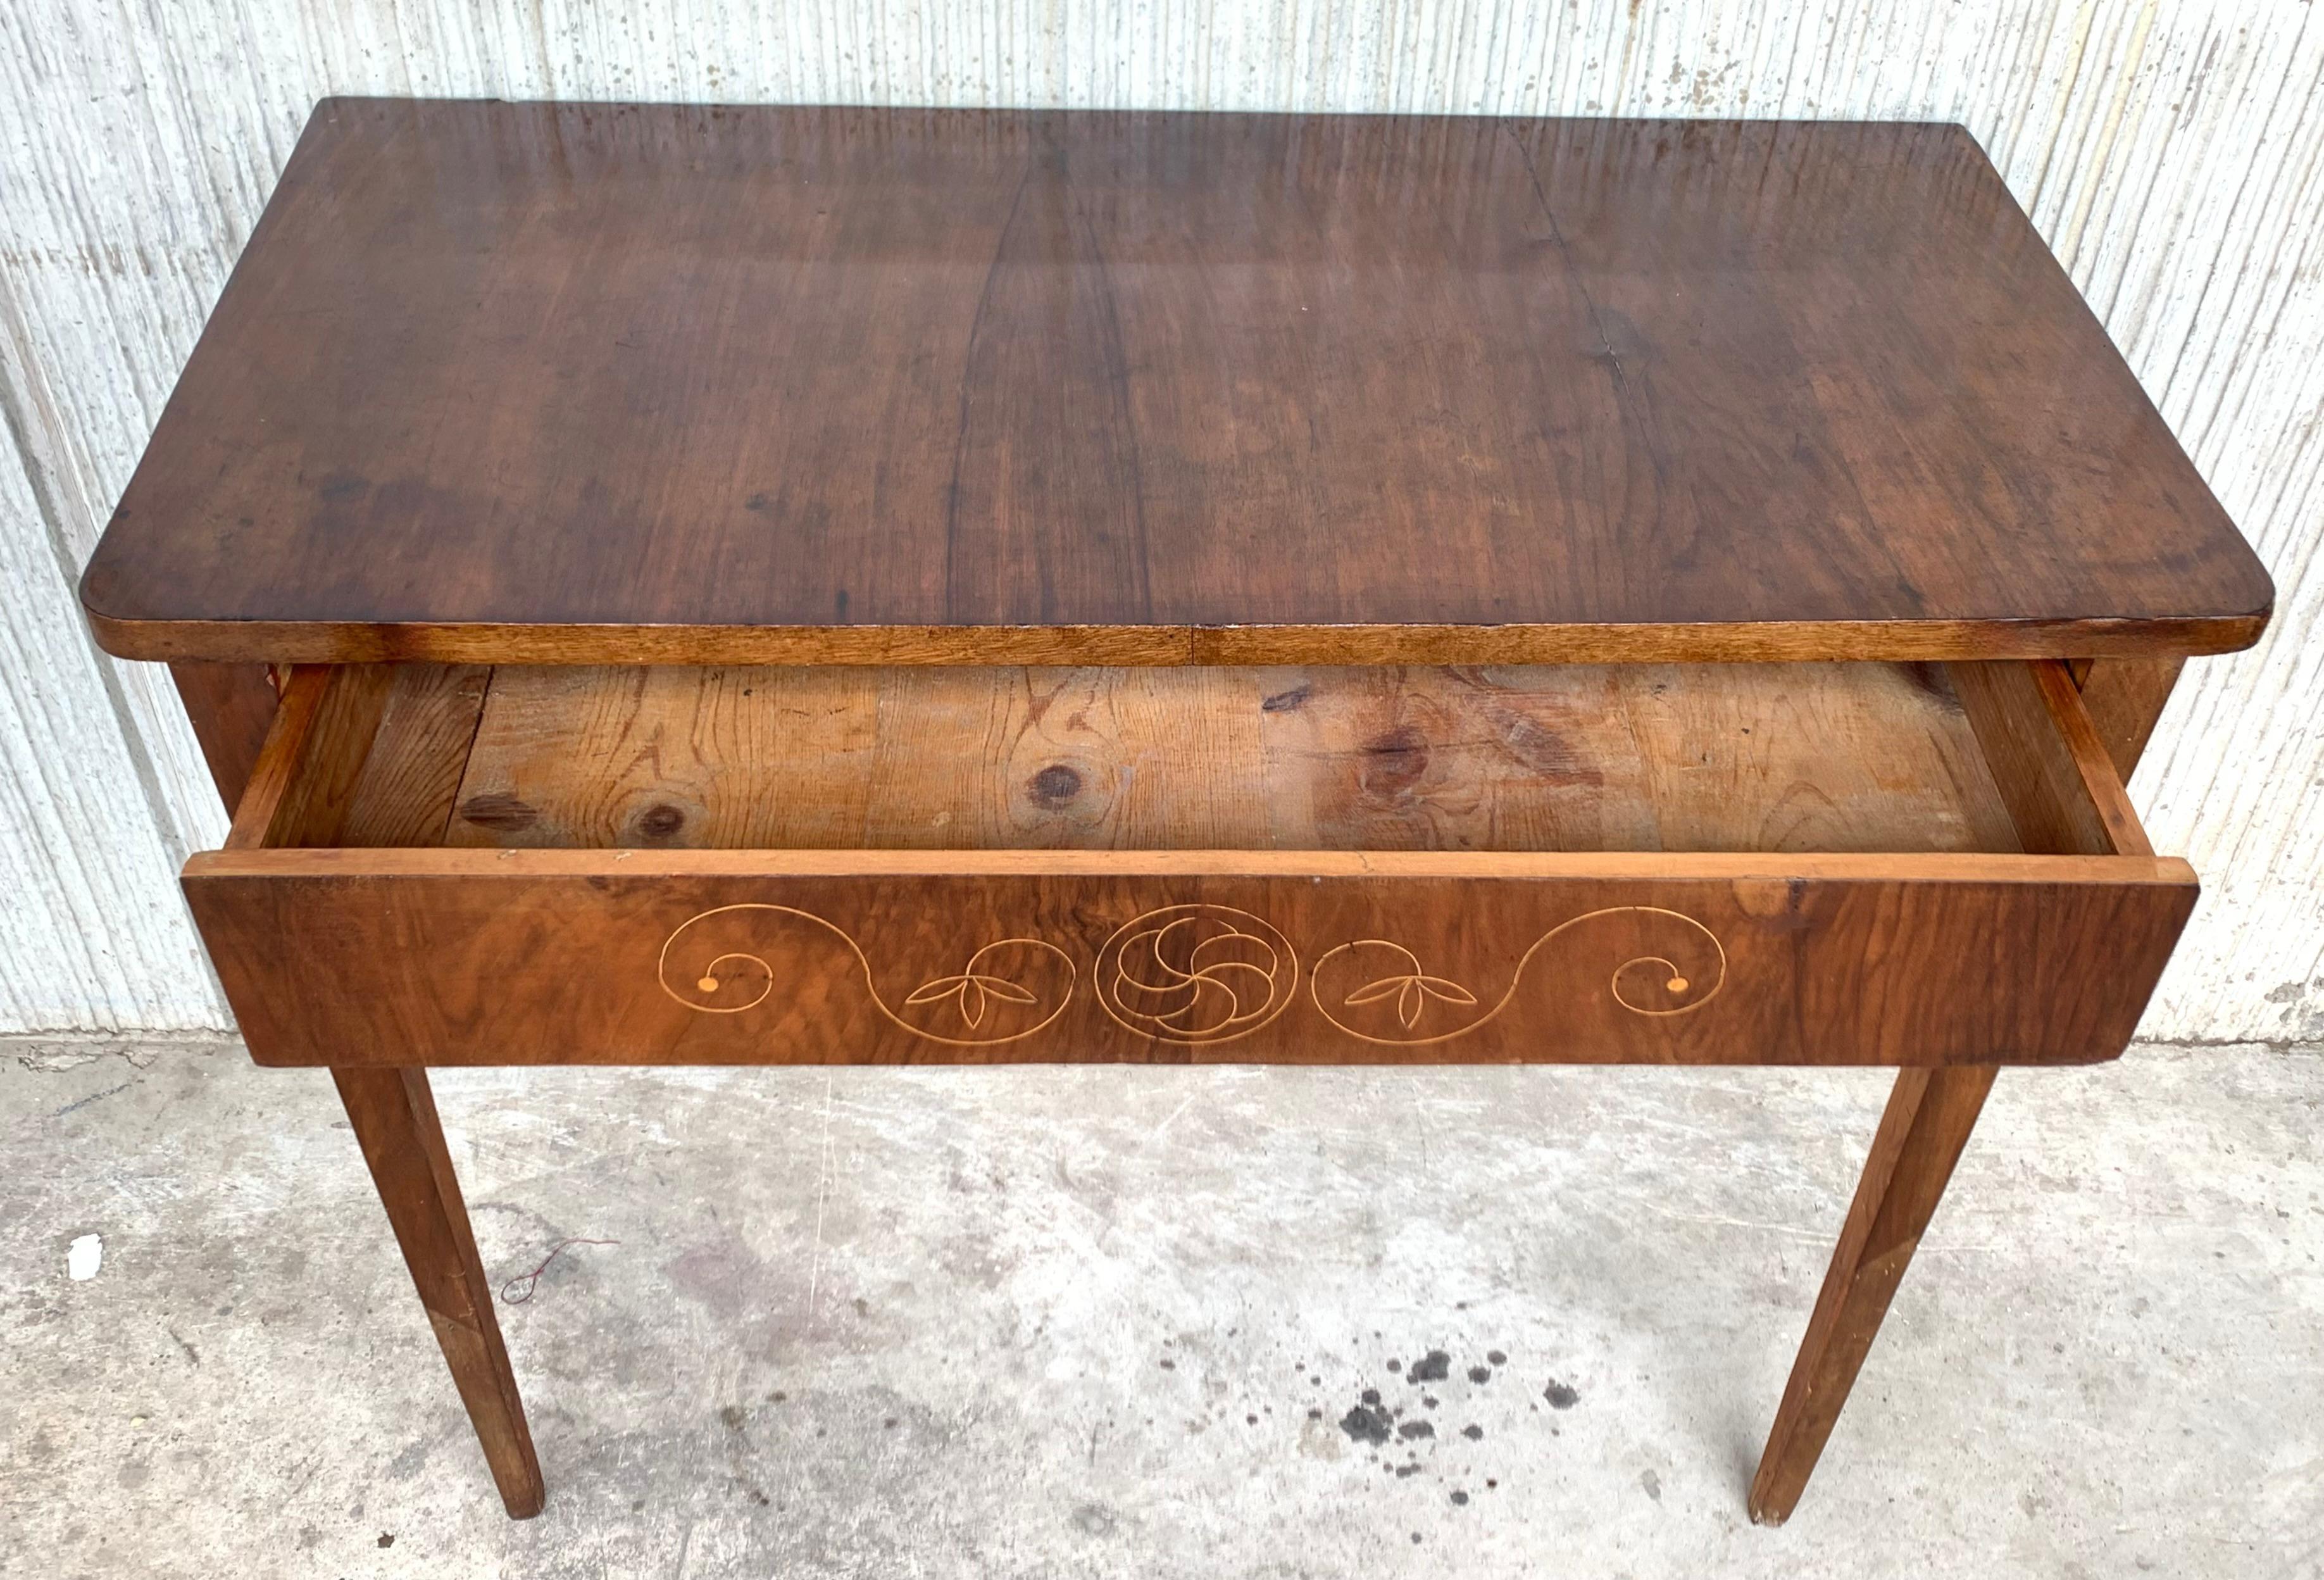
[1093,903,1299,1044]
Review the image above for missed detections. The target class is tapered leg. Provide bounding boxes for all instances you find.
[1749,1065,1996,1526]
[334,1066,545,1519]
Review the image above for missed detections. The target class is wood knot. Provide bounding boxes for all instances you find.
[636,803,687,838]
[1358,726,1430,798]
[1027,764,1083,808]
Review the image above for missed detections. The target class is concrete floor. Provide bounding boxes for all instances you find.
[2,1041,2318,1578]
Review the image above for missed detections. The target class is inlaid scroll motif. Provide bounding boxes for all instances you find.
[1094,904,1299,1045]
[1310,906,1725,1046]
[658,904,1075,1046]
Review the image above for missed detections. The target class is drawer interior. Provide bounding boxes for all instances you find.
[195,658,2189,1069]
[232,661,2144,858]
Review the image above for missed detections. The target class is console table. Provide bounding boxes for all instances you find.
[80,99,2272,1524]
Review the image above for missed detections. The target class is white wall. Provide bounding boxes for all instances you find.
[3,0,2318,1041]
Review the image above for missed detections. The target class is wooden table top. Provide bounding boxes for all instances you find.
[82,99,2271,667]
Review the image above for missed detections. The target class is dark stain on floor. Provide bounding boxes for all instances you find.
[716,1403,773,1507]
[1317,1339,1583,1519]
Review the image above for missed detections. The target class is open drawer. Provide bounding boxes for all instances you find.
[182,661,2194,1069]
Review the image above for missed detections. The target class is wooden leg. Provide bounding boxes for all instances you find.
[334,1067,545,1519]
[1748,1064,1996,1525]
[173,675,546,1510]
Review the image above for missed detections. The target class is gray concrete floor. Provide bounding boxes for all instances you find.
[2,1041,2318,1578]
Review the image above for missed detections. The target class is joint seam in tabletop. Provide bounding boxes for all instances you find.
[1502,126,1652,468]
[943,151,1042,624]
[1076,168,1156,625]
[1498,125,1934,619]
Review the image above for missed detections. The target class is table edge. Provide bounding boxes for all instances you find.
[84,609,2271,667]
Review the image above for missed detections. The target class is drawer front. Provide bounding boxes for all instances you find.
[184,850,2194,1069]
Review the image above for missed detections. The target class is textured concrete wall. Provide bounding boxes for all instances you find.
[3,1,2318,1039]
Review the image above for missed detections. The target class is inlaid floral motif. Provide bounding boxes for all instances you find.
[1311,906,1725,1045]
[659,898,1722,1052]
[659,904,1074,1046]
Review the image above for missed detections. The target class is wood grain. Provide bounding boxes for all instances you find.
[1744,655,2173,1523]
[189,658,2190,1070]
[168,662,278,806]
[82,104,2271,667]
[332,1066,544,1519]
[337,665,494,846]
[231,663,496,848]
[182,850,2196,1070]
[1748,1063,1997,1525]
[407,662,2021,855]
[2074,656,2186,784]
[221,666,335,849]
[1946,660,2149,857]
[240,666,399,850]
